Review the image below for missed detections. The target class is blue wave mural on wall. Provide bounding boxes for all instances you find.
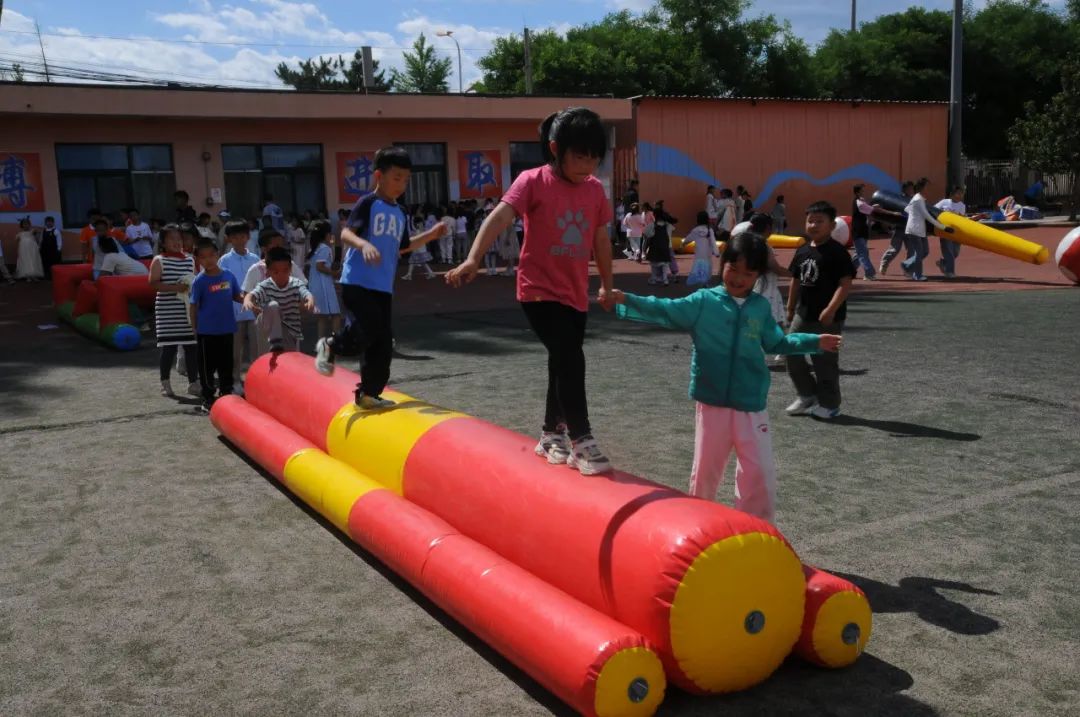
[637,140,899,205]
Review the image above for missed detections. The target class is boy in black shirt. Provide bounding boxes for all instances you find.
[785,201,855,419]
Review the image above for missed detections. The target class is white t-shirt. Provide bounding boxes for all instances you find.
[831,219,850,245]
[125,222,155,257]
[622,213,647,238]
[100,252,149,276]
[718,198,737,232]
[242,259,306,292]
[935,199,966,215]
[454,216,468,235]
[686,225,718,260]
[706,193,721,220]
[731,221,752,237]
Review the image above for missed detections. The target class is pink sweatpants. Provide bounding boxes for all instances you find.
[689,402,777,523]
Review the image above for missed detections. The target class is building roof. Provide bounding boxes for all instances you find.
[630,94,948,106]
[0,81,634,122]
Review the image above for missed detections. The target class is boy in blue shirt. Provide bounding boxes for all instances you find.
[610,232,841,523]
[314,147,447,408]
[189,239,242,413]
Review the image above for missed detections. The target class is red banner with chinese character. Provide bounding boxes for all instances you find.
[457,150,503,199]
[336,151,376,204]
[0,152,45,212]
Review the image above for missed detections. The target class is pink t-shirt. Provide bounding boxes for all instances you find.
[502,165,612,312]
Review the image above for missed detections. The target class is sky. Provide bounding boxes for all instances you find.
[0,0,1042,90]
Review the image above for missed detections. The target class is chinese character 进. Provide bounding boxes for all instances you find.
[1,155,34,210]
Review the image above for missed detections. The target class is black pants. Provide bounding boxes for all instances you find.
[160,344,197,382]
[521,301,590,441]
[332,285,394,402]
[197,333,234,405]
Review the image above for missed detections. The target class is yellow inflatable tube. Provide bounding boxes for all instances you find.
[936,212,1050,265]
[680,234,805,255]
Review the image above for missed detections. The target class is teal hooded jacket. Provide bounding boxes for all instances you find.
[616,287,821,412]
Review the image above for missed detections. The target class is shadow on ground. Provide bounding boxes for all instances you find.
[836,573,1001,636]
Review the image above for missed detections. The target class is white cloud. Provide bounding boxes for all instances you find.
[0,2,512,90]
[607,0,653,11]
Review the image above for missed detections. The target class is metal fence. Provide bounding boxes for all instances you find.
[961,159,1072,209]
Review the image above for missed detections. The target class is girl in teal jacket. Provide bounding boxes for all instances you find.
[611,233,842,524]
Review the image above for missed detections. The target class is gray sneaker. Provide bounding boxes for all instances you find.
[534,431,571,465]
[315,337,335,376]
[567,436,613,475]
[357,394,395,409]
[785,396,817,416]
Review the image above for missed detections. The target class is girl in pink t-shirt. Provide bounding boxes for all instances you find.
[446,107,616,475]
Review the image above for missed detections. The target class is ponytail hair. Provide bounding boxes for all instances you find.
[538,107,607,166]
[307,221,331,261]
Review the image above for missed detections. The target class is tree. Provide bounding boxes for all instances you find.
[964,0,1073,157]
[275,51,391,92]
[812,8,951,102]
[1009,59,1080,219]
[390,34,453,93]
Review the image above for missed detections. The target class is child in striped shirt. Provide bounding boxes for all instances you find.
[242,247,315,353]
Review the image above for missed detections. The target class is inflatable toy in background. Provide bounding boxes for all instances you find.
[833,215,853,248]
[871,190,1049,265]
[1056,227,1080,284]
[211,353,873,716]
[52,263,155,350]
[680,234,806,255]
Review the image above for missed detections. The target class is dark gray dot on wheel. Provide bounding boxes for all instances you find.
[744,610,766,634]
[627,677,649,703]
[841,622,861,645]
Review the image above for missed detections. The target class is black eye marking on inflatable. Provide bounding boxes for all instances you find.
[841,622,861,645]
[744,610,766,634]
[628,677,649,703]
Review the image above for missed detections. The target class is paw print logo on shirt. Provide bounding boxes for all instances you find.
[556,210,589,245]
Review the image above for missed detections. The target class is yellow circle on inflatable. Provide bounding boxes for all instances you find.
[593,646,667,717]
[809,590,873,668]
[668,531,805,693]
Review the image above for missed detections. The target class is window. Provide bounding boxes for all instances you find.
[222,144,325,221]
[510,142,546,182]
[55,144,176,227]
[394,142,447,208]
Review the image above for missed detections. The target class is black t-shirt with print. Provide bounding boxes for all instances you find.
[788,239,856,322]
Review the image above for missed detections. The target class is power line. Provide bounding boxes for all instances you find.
[0,26,493,52]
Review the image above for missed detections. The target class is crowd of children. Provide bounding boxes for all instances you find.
[0,104,997,527]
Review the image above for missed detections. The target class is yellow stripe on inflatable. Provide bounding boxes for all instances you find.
[810,590,873,668]
[937,212,1050,264]
[593,647,666,717]
[669,531,805,693]
[325,389,465,495]
[282,448,385,533]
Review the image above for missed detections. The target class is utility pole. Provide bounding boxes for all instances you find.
[35,19,51,82]
[523,27,533,95]
[850,0,857,32]
[948,0,963,187]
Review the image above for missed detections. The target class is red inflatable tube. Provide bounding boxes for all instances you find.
[210,396,666,717]
[52,263,93,306]
[794,566,872,668]
[97,275,156,326]
[73,280,99,318]
[241,354,808,694]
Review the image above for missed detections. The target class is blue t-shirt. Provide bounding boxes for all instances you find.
[340,193,411,294]
[218,248,261,322]
[189,271,241,335]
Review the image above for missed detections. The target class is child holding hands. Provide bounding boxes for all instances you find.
[610,232,841,523]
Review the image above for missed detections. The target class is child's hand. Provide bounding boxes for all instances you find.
[361,242,381,264]
[303,295,316,312]
[242,296,258,314]
[819,334,843,352]
[599,288,623,310]
[943,226,956,234]
[445,259,479,287]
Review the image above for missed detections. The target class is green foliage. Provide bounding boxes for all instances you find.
[390,34,453,94]
[275,51,391,92]
[1009,59,1080,215]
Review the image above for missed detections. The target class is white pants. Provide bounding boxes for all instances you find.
[256,301,299,351]
[689,403,777,523]
[438,235,454,263]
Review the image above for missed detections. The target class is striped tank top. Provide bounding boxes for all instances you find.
[155,254,196,346]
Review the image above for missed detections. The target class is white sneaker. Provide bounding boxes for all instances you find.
[785,396,817,415]
[315,337,335,376]
[567,436,613,475]
[400,274,412,280]
[810,405,840,420]
[187,381,202,397]
[160,380,174,397]
[534,431,571,465]
[357,394,395,409]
